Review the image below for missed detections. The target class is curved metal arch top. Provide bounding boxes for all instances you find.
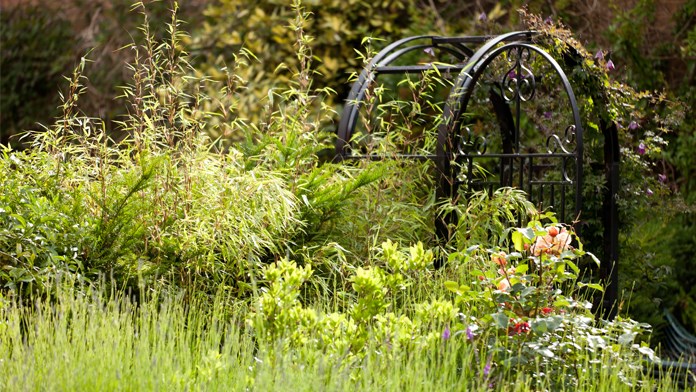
[335,31,536,160]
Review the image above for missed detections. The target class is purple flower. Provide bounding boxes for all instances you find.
[466,326,474,340]
[478,12,487,22]
[638,142,646,155]
[628,121,639,130]
[442,325,451,340]
[594,50,604,60]
[658,174,667,183]
[606,59,616,71]
[423,47,435,57]
[544,111,552,119]
[507,70,517,79]
[544,16,553,24]
[646,188,654,196]
[483,357,492,376]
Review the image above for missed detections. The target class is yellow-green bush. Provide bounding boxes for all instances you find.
[187,0,443,141]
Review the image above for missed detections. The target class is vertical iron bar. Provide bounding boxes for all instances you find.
[528,157,534,204]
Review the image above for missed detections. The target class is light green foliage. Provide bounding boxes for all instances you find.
[189,0,436,137]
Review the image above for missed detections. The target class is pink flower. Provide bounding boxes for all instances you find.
[658,174,667,183]
[532,228,572,256]
[497,279,511,291]
[638,142,646,155]
[492,252,507,266]
[594,50,604,60]
[606,60,616,71]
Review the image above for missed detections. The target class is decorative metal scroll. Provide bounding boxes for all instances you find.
[436,40,585,231]
[335,31,620,319]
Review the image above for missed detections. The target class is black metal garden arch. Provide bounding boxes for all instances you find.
[335,31,620,319]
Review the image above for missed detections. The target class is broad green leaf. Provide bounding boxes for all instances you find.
[512,230,523,252]
[515,264,529,274]
[444,280,459,293]
[618,332,637,346]
[491,312,509,329]
[531,319,548,333]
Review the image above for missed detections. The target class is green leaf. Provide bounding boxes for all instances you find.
[546,316,564,331]
[444,280,459,293]
[618,332,637,346]
[565,260,580,275]
[587,252,601,267]
[578,282,604,292]
[531,318,548,333]
[491,312,510,329]
[515,263,529,274]
[512,230,523,252]
[521,227,536,240]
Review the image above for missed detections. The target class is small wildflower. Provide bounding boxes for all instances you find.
[646,188,654,196]
[658,174,667,183]
[478,12,487,22]
[594,50,604,60]
[483,357,492,376]
[442,325,451,340]
[497,279,511,291]
[541,307,553,315]
[507,70,517,79]
[628,121,640,130]
[638,142,646,155]
[544,16,553,24]
[606,59,616,71]
[423,47,435,57]
[509,321,530,335]
[543,111,552,119]
[466,326,474,340]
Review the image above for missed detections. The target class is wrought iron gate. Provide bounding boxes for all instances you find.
[335,31,620,318]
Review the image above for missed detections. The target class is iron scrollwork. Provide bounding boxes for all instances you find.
[546,125,577,154]
[501,46,537,103]
[456,126,487,156]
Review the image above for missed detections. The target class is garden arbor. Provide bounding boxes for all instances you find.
[335,31,620,319]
